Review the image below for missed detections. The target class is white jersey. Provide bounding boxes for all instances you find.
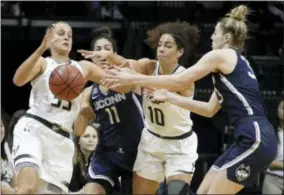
[27,57,83,133]
[143,63,193,137]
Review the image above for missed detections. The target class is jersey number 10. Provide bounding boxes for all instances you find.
[148,106,165,126]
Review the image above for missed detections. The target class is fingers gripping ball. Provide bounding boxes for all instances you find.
[49,65,85,101]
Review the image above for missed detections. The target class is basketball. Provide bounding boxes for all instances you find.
[49,64,85,101]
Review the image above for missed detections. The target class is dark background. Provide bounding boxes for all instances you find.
[1,1,283,193]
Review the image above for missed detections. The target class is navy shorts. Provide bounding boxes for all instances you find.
[212,117,278,187]
[86,152,133,194]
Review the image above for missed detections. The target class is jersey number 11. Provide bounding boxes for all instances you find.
[105,106,121,124]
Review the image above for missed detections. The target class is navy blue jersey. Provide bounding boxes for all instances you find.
[212,50,266,125]
[90,84,144,154]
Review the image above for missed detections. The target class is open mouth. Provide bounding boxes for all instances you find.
[62,43,69,47]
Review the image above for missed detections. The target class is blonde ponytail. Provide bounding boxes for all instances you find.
[226,5,249,22]
[218,5,249,49]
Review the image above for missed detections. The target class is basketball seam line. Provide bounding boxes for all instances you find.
[49,82,66,86]
[54,65,82,98]
[53,67,71,98]
[66,66,71,100]
[67,70,82,96]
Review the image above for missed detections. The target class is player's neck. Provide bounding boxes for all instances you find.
[51,53,70,64]
[159,62,179,75]
[223,44,240,51]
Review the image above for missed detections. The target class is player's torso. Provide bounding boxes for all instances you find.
[212,50,266,125]
[27,57,83,132]
[143,63,193,137]
[90,84,144,152]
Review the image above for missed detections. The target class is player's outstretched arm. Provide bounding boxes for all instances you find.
[75,86,95,136]
[13,26,57,87]
[145,89,221,118]
[103,49,236,92]
[79,60,134,94]
[107,54,156,75]
[78,50,156,75]
[168,91,221,117]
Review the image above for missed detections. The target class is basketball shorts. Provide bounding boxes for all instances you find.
[133,128,198,182]
[86,152,133,194]
[212,117,278,187]
[12,116,74,193]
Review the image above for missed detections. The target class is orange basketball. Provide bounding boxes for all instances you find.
[49,64,85,101]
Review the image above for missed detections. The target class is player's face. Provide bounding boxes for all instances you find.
[211,23,228,50]
[157,34,183,65]
[79,126,98,152]
[1,120,5,143]
[278,100,284,122]
[51,22,73,55]
[93,38,114,64]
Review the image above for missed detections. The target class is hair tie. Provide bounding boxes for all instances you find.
[225,13,242,21]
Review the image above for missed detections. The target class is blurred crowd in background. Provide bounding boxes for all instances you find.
[1,1,283,194]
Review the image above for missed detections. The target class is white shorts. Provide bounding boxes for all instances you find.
[133,129,198,182]
[12,117,74,193]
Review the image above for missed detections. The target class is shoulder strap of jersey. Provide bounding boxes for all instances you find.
[71,60,85,76]
[45,57,54,64]
[174,65,184,74]
[153,61,160,75]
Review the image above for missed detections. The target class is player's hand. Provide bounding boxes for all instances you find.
[78,49,98,59]
[40,25,59,51]
[78,49,110,66]
[79,105,95,121]
[143,88,170,102]
[101,60,130,71]
[100,66,137,89]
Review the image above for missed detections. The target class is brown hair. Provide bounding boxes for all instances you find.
[91,26,117,52]
[45,21,71,34]
[145,21,199,66]
[219,5,249,49]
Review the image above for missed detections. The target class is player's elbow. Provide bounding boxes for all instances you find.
[203,111,215,118]
[203,107,219,118]
[75,129,83,137]
[13,76,26,87]
[74,113,89,137]
[74,122,85,137]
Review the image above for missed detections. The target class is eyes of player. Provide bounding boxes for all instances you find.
[158,42,173,49]
[57,30,72,38]
[105,45,112,51]
[94,45,113,51]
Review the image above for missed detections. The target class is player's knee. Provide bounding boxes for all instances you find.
[166,180,193,195]
[84,179,112,195]
[16,166,39,194]
[16,184,37,194]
